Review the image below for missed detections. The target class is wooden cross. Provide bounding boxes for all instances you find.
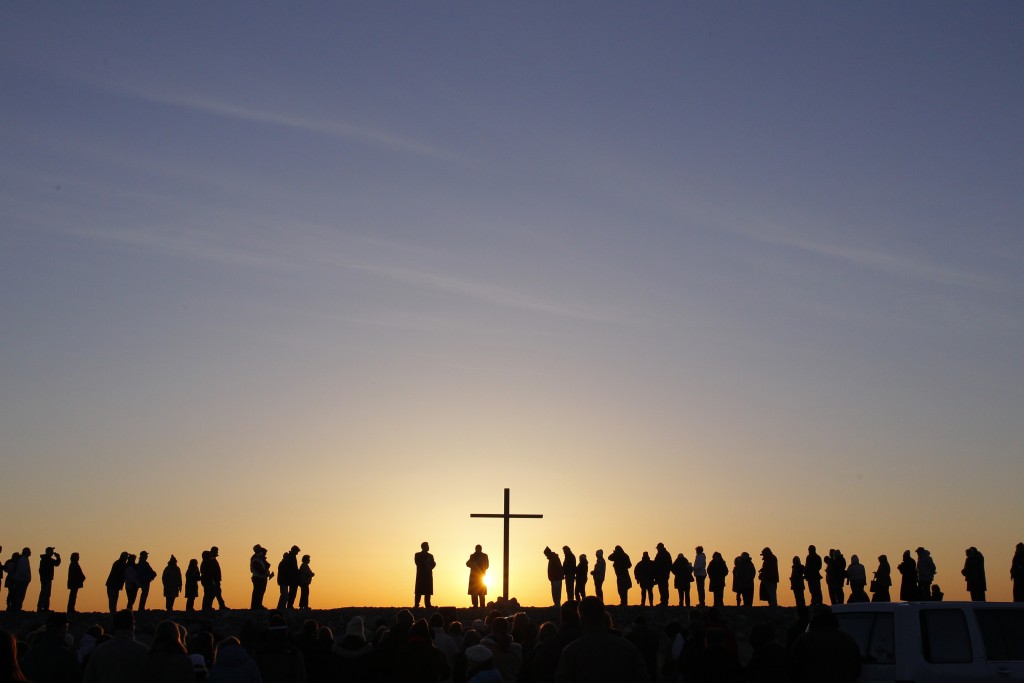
[470,488,543,600]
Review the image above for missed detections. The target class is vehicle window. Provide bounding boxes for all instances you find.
[835,612,896,665]
[921,610,972,663]
[976,610,1024,661]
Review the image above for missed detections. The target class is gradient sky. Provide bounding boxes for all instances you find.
[2,3,1023,611]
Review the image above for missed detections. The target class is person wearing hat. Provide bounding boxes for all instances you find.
[654,543,672,607]
[36,546,62,612]
[465,643,501,683]
[136,550,157,611]
[758,547,779,607]
[250,544,273,610]
[162,555,182,612]
[20,611,80,681]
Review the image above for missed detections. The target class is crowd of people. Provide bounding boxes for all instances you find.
[3,541,1024,617]
[0,597,870,682]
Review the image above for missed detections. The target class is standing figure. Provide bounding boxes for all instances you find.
[36,547,61,612]
[105,551,129,613]
[66,552,86,613]
[735,552,755,607]
[201,546,227,610]
[897,550,918,601]
[562,546,577,603]
[871,555,892,602]
[414,541,436,609]
[707,551,729,607]
[298,554,315,609]
[671,553,693,607]
[277,546,300,609]
[654,543,672,607]
[184,558,201,612]
[634,551,655,606]
[250,544,272,610]
[591,549,606,603]
[1011,543,1024,602]
[846,555,868,603]
[574,554,589,601]
[124,554,140,610]
[544,546,563,606]
[136,551,157,611]
[3,551,19,611]
[608,545,633,607]
[916,547,936,600]
[962,547,986,602]
[790,556,805,609]
[467,545,489,608]
[162,555,182,612]
[826,549,847,605]
[11,549,31,611]
[804,545,823,606]
[758,547,779,607]
[693,546,708,607]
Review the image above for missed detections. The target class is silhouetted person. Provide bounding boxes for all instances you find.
[897,550,918,601]
[707,551,728,607]
[124,554,141,611]
[298,554,314,609]
[651,543,671,607]
[846,555,868,603]
[555,596,649,682]
[693,546,707,607]
[804,545,823,606]
[759,547,779,607]
[575,554,588,601]
[105,551,129,613]
[671,553,693,606]
[789,605,861,683]
[825,549,846,605]
[634,552,655,607]
[625,616,659,682]
[414,541,436,608]
[161,555,182,612]
[871,555,892,602]
[82,610,148,682]
[562,547,577,603]
[746,622,787,683]
[66,552,85,613]
[962,546,986,601]
[734,553,755,607]
[201,546,227,610]
[137,619,194,682]
[0,627,29,682]
[253,612,307,682]
[545,546,564,606]
[136,551,157,611]
[467,545,489,608]
[9,549,30,612]
[250,544,273,610]
[1012,542,1024,602]
[608,545,632,607]
[21,611,80,682]
[930,584,944,601]
[591,549,606,603]
[916,547,936,600]
[277,546,300,609]
[184,558,201,612]
[790,556,805,609]
[35,547,61,612]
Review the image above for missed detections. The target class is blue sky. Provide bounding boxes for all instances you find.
[2,2,1023,607]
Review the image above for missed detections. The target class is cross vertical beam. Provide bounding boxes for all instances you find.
[470,488,543,600]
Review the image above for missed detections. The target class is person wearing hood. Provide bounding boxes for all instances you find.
[734,553,756,608]
[207,637,261,683]
[846,555,868,603]
[163,556,183,612]
[544,547,564,606]
[962,547,987,602]
[897,551,918,601]
[758,548,780,608]
[871,555,892,602]
[707,551,729,607]
[335,616,375,682]
[916,547,936,600]
[671,553,694,607]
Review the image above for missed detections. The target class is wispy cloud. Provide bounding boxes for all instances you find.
[117,85,470,165]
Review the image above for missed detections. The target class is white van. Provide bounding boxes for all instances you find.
[832,601,1024,682]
